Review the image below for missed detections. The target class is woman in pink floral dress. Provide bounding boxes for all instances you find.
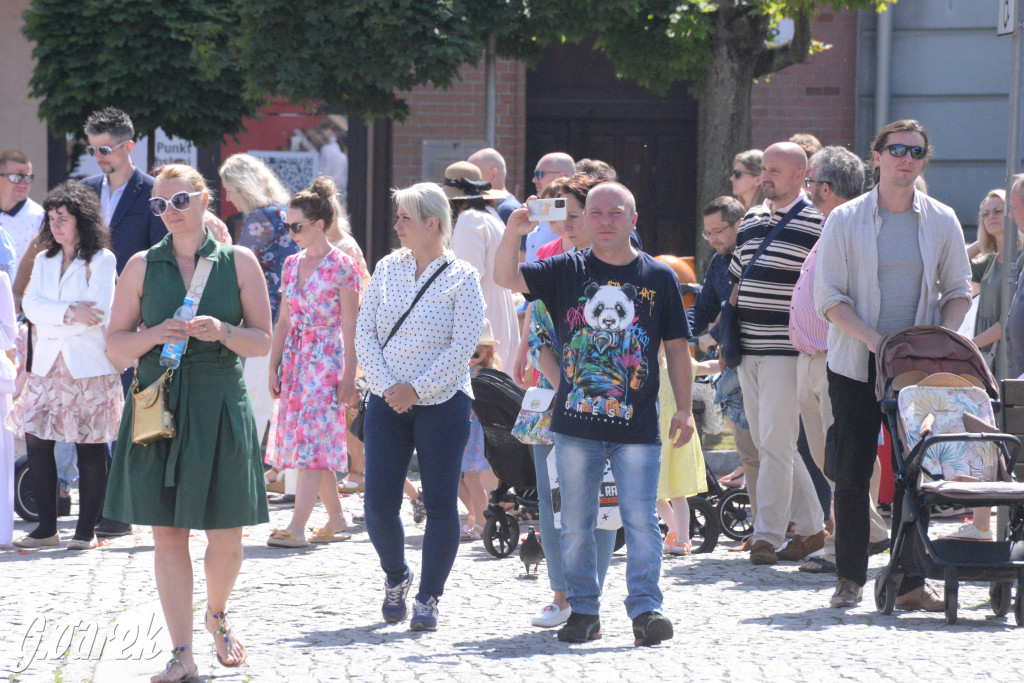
[266,177,361,547]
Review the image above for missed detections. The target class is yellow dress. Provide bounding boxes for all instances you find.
[657,361,707,500]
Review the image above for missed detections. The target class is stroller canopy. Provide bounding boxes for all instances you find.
[875,326,998,401]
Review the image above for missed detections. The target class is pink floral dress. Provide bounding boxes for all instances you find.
[267,249,361,471]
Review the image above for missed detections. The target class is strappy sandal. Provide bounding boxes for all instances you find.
[151,645,198,683]
[206,607,247,667]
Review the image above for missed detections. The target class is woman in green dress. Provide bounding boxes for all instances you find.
[103,164,272,683]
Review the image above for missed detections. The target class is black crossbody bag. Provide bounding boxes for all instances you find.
[719,198,810,368]
[349,260,452,440]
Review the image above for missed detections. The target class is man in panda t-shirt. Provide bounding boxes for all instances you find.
[495,182,694,647]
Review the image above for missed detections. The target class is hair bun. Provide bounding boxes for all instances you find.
[310,176,337,200]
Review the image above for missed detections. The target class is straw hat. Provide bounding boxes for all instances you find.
[443,161,508,201]
[478,319,500,346]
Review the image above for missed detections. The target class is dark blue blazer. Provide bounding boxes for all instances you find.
[82,167,167,273]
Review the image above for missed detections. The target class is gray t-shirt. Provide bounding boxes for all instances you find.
[876,208,923,336]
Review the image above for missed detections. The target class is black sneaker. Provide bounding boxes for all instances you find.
[556,612,601,642]
[94,518,132,538]
[632,611,673,646]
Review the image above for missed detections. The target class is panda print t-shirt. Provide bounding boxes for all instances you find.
[521,249,690,444]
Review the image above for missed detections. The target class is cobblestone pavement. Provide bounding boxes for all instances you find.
[2,494,1022,682]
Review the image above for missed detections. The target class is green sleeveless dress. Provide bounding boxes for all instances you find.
[103,232,269,529]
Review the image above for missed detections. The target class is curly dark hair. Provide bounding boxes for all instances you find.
[40,181,110,262]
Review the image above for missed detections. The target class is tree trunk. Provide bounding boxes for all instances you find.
[692,7,809,278]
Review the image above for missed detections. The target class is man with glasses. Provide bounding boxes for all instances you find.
[521,152,576,263]
[815,120,972,609]
[789,147,890,575]
[80,107,166,273]
[689,197,761,542]
[0,150,39,275]
[80,108,165,539]
[729,141,826,567]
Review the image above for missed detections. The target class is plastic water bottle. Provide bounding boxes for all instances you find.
[159,297,196,369]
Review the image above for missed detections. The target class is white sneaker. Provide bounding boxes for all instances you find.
[941,522,992,541]
[531,603,571,628]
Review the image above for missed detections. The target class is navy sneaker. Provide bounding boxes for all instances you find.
[410,492,426,524]
[556,612,602,642]
[409,596,438,631]
[382,570,414,623]
[632,611,673,646]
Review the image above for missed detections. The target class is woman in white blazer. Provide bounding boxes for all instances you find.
[7,181,123,550]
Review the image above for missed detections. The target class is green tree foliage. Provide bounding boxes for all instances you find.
[237,0,578,121]
[23,0,261,147]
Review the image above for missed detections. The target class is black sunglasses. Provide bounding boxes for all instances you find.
[284,220,317,234]
[885,144,926,160]
[3,173,33,184]
[85,140,130,157]
[730,169,753,179]
[149,191,201,216]
[533,170,550,179]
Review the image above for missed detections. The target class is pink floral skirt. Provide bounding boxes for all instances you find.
[5,354,123,443]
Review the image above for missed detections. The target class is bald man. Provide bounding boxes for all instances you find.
[521,152,576,263]
[728,141,826,566]
[468,148,519,224]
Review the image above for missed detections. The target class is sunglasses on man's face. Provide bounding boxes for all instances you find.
[148,191,202,216]
[885,144,927,160]
[85,140,130,157]
[533,170,551,180]
[3,173,33,185]
[284,220,317,234]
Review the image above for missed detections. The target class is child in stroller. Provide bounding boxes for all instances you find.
[875,326,1024,625]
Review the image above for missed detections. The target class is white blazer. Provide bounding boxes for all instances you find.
[23,248,118,379]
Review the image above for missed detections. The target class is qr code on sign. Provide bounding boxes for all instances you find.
[248,151,319,194]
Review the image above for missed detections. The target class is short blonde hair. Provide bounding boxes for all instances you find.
[392,182,453,246]
[218,153,290,214]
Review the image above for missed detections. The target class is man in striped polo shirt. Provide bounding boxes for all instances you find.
[790,146,890,575]
[728,141,826,566]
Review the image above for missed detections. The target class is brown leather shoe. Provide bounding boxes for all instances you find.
[728,534,753,552]
[749,540,778,565]
[894,583,944,612]
[776,530,827,562]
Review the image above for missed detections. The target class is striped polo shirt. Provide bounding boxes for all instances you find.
[728,195,823,355]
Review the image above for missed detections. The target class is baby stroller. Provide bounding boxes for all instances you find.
[470,368,539,558]
[875,326,1024,625]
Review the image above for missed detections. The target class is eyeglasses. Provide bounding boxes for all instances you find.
[85,140,130,157]
[148,191,202,216]
[884,144,927,160]
[284,220,317,234]
[533,170,554,180]
[982,207,1005,219]
[730,169,754,179]
[3,173,33,184]
[804,178,831,189]
[472,352,481,359]
[702,225,735,239]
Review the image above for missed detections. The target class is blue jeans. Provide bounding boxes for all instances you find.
[552,434,663,618]
[363,391,471,604]
[533,443,616,595]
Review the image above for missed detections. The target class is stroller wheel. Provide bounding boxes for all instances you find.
[944,579,958,625]
[716,488,752,542]
[874,566,897,615]
[990,582,1013,617]
[482,513,520,558]
[14,456,38,523]
[688,496,719,554]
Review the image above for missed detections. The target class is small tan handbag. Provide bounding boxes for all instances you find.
[129,257,214,446]
[130,369,175,445]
